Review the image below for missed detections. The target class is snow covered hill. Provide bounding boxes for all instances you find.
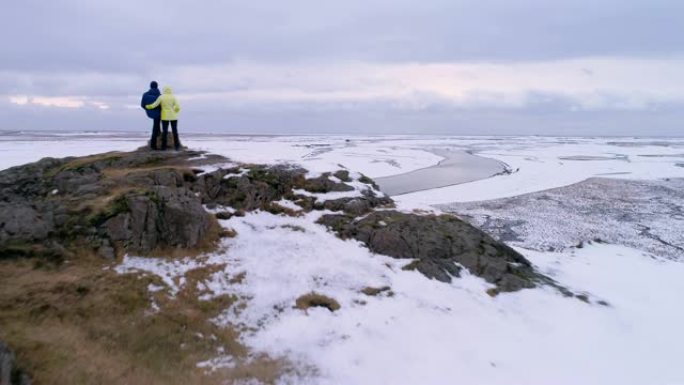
[1,133,683,384]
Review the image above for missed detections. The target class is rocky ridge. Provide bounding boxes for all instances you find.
[0,148,552,292]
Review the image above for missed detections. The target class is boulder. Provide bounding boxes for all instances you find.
[0,204,51,244]
[318,210,545,292]
[302,173,355,193]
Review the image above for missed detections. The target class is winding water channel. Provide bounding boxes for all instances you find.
[374,149,506,196]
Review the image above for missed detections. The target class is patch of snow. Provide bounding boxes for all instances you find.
[200,211,397,331]
[205,205,236,215]
[223,168,250,179]
[196,355,236,371]
[215,214,684,384]
[292,188,363,201]
[187,154,208,161]
[304,170,324,179]
[115,255,202,296]
[147,283,165,293]
[233,379,267,385]
[195,162,239,176]
[146,207,683,385]
[111,202,684,384]
[272,199,303,212]
[150,300,160,312]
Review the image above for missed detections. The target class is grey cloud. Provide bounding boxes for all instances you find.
[2,0,684,73]
[2,0,683,135]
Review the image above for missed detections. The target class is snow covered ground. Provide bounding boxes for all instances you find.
[3,131,684,384]
[118,210,684,385]
[3,133,682,201]
[388,136,684,206]
[439,177,684,260]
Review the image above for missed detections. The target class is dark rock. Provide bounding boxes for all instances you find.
[318,210,546,292]
[0,149,332,259]
[203,165,307,211]
[301,173,354,193]
[357,174,380,189]
[0,204,51,243]
[0,342,31,385]
[97,244,116,260]
[215,211,234,220]
[123,168,185,187]
[0,150,220,259]
[332,170,351,182]
[103,187,211,254]
[323,198,373,216]
[321,192,394,216]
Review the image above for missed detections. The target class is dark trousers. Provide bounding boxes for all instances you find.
[150,118,161,149]
[161,120,180,150]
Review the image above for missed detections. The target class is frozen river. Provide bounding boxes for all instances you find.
[374,149,505,195]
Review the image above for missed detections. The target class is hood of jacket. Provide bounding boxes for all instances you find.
[163,86,173,94]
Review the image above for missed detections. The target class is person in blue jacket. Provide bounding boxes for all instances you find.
[140,81,162,150]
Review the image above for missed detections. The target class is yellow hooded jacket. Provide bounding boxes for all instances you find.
[146,86,180,121]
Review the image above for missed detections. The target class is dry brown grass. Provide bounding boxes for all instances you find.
[360,286,391,296]
[101,165,195,181]
[0,253,289,385]
[400,259,421,271]
[265,202,304,217]
[50,152,127,174]
[2,150,303,383]
[218,228,238,238]
[294,293,340,312]
[72,186,139,212]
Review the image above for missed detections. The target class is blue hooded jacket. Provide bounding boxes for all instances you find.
[141,87,161,119]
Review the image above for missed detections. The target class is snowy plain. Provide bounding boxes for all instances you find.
[2,131,684,385]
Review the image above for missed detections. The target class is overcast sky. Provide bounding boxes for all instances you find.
[1,0,683,136]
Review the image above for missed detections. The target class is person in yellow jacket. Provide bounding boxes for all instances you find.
[146,86,181,151]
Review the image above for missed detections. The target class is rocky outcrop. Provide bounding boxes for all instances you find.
[0,147,553,292]
[0,150,224,260]
[0,342,30,385]
[0,150,385,261]
[318,211,546,292]
[101,186,210,254]
[199,165,307,211]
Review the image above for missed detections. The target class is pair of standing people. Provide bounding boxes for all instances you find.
[141,81,181,151]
